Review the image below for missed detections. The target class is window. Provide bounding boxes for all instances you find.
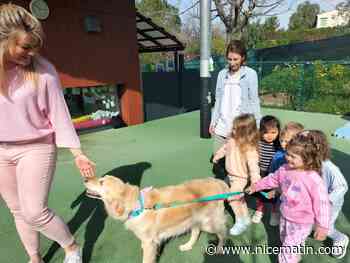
[84,15,102,33]
[320,17,328,27]
[64,85,123,130]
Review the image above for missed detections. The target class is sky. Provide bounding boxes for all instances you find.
[168,0,345,29]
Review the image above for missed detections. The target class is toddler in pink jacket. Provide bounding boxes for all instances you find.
[213,114,260,236]
[248,132,330,263]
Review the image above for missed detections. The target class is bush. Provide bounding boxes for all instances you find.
[260,63,303,108]
[304,95,350,114]
[258,61,350,114]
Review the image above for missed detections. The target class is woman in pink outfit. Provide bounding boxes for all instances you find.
[0,4,95,263]
[248,132,330,263]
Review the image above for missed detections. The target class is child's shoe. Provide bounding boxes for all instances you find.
[63,247,82,263]
[251,211,263,224]
[229,218,251,236]
[269,212,280,226]
[332,235,349,259]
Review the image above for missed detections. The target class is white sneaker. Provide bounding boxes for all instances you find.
[229,218,251,236]
[269,212,280,226]
[64,248,82,263]
[332,235,349,259]
[252,211,263,224]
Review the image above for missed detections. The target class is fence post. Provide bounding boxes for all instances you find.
[304,61,314,101]
[258,61,263,92]
[296,63,305,111]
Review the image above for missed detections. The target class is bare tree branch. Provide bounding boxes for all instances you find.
[256,0,285,8]
[211,0,286,43]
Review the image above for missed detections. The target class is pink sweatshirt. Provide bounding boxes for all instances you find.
[0,58,80,148]
[254,164,330,230]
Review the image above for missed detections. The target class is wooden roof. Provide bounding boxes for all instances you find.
[136,11,185,53]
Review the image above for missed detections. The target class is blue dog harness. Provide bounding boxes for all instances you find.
[128,187,153,219]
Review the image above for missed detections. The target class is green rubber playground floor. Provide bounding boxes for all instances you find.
[0,108,349,263]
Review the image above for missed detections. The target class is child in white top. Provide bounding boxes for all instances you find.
[304,130,348,259]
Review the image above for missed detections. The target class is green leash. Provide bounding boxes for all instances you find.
[128,190,270,218]
[153,191,244,210]
[153,191,269,210]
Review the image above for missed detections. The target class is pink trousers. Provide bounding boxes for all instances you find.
[279,217,313,263]
[0,138,74,256]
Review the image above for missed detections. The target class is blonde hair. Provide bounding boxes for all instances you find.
[0,3,44,95]
[280,122,304,139]
[231,114,259,154]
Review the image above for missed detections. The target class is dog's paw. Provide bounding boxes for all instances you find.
[179,244,193,252]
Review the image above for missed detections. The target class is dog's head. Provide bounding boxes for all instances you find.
[84,175,135,221]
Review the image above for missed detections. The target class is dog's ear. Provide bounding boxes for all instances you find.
[112,201,125,217]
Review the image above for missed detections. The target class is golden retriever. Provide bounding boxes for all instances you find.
[84,176,229,263]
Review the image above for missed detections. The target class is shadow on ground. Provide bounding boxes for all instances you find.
[43,161,151,263]
[331,149,350,225]
[341,113,350,121]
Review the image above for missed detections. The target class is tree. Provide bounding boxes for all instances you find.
[337,1,350,24]
[288,1,320,31]
[181,16,200,55]
[211,25,226,55]
[212,0,286,44]
[136,0,182,65]
[136,0,182,33]
[243,16,280,48]
[243,20,264,48]
[263,16,280,35]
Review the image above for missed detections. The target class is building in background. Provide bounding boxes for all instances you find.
[316,10,349,28]
[1,0,143,126]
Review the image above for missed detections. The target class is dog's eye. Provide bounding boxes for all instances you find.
[99,181,104,186]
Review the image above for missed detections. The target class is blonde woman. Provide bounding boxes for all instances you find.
[0,4,95,263]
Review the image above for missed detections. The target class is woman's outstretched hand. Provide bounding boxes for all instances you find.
[74,154,96,178]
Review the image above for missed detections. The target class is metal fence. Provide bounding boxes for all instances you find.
[186,59,350,115]
[250,61,350,114]
[141,59,350,116]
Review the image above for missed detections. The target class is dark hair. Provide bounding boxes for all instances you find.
[226,40,247,61]
[259,115,281,148]
[286,132,322,175]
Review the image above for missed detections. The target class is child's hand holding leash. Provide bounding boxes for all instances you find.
[267,190,277,199]
[228,192,245,201]
[245,184,257,195]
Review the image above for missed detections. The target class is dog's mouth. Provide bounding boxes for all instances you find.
[85,189,102,200]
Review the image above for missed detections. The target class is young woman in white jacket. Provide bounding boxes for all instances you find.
[210,40,262,152]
